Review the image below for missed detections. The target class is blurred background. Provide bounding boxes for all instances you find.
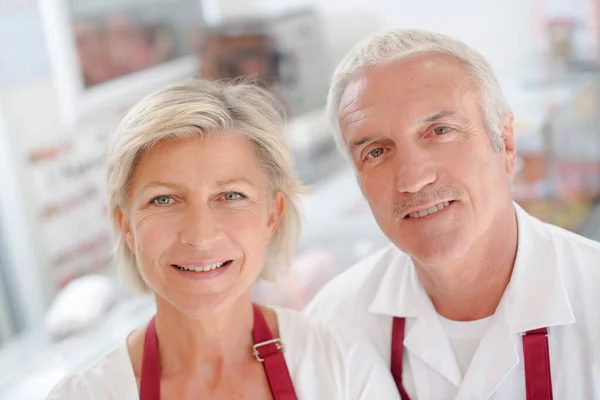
[1,0,600,398]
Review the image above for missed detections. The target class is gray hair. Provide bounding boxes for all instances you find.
[327,29,511,155]
[107,79,303,292]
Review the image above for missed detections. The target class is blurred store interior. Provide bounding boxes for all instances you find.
[1,0,600,398]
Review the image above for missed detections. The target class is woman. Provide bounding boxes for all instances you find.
[47,80,400,399]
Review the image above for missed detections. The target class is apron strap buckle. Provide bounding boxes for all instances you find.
[253,338,285,362]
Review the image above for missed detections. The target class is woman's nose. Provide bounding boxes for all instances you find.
[178,203,223,249]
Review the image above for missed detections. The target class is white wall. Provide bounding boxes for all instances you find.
[376,0,535,75]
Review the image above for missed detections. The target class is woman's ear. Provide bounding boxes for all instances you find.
[117,208,135,251]
[266,190,285,244]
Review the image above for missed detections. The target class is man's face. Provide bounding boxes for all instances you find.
[338,53,516,267]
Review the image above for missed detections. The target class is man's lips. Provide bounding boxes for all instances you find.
[400,200,455,219]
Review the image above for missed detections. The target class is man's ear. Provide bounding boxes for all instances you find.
[501,113,517,175]
[117,208,135,251]
[266,190,285,244]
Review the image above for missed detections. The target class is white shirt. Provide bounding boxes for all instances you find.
[306,204,600,399]
[439,315,492,377]
[46,307,400,400]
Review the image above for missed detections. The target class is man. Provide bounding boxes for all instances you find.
[305,29,600,399]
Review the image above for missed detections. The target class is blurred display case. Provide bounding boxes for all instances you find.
[502,58,600,236]
[199,8,338,185]
[199,8,331,119]
[40,0,203,125]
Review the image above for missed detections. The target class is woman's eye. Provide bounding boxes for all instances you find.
[433,126,452,135]
[223,192,246,201]
[150,196,173,206]
[367,147,385,159]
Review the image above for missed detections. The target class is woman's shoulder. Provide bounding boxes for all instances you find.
[46,344,139,400]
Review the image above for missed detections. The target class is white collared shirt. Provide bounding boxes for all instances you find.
[306,204,600,399]
[46,307,401,400]
[438,315,492,376]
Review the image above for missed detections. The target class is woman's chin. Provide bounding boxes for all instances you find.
[160,288,251,318]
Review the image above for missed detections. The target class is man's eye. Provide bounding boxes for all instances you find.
[150,196,173,206]
[223,192,246,201]
[368,147,385,159]
[433,126,452,135]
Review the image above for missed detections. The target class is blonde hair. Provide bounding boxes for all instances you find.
[107,79,303,292]
[328,29,511,155]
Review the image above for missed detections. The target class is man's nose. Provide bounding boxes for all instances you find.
[395,146,437,193]
[178,202,223,249]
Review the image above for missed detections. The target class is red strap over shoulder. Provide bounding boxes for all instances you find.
[139,317,160,400]
[391,317,411,400]
[523,328,554,400]
[252,304,298,400]
[139,305,298,400]
[391,317,554,400]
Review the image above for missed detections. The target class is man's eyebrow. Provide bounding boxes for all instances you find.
[350,135,375,149]
[421,110,468,124]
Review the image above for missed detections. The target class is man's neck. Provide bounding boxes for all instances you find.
[415,203,519,321]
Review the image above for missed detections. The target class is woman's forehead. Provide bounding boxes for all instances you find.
[129,134,267,190]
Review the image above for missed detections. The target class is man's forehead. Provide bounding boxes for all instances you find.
[338,75,370,114]
[338,58,476,121]
[342,53,470,91]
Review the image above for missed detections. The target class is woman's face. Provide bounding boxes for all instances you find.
[118,133,284,316]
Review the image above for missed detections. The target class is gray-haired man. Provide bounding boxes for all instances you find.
[306,29,600,399]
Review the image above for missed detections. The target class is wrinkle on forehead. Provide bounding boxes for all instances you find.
[338,76,380,138]
[339,54,480,127]
[339,78,365,118]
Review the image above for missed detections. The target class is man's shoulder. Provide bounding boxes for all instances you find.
[276,306,367,352]
[305,243,402,318]
[543,219,600,262]
[529,214,600,297]
[520,205,600,262]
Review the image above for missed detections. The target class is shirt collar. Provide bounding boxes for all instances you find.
[502,202,575,333]
[368,203,575,331]
[368,246,426,318]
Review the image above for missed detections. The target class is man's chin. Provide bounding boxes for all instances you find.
[397,236,469,268]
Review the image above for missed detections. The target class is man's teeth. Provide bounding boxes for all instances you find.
[177,262,227,272]
[408,201,451,219]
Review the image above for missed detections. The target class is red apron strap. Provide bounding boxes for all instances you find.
[139,317,161,400]
[252,304,298,400]
[391,318,553,400]
[522,328,554,400]
[391,317,412,400]
[139,306,298,400]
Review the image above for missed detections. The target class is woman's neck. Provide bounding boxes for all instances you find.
[154,293,255,377]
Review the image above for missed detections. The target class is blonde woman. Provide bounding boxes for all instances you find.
[47,80,400,399]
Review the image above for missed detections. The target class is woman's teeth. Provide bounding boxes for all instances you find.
[176,262,227,272]
[408,201,451,219]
